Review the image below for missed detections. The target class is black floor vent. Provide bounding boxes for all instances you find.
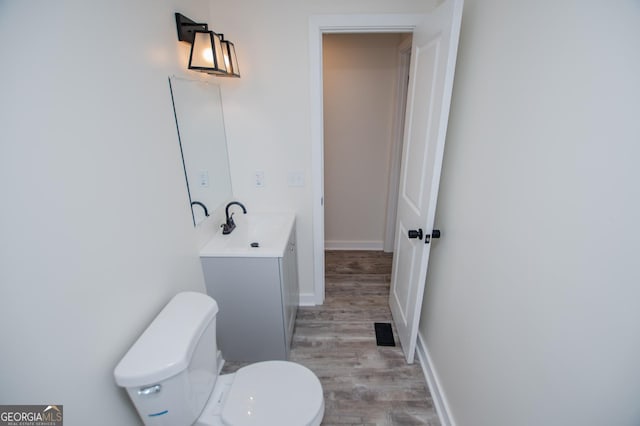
[374,322,396,347]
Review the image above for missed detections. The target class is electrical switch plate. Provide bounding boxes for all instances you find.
[255,171,265,187]
[287,171,305,187]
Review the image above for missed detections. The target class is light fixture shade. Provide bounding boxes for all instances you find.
[188,31,227,75]
[221,40,240,78]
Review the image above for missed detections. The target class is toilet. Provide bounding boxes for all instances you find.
[114,292,324,426]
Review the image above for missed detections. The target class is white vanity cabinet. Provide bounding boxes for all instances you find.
[199,214,299,362]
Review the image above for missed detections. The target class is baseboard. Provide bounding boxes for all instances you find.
[324,240,384,251]
[416,333,455,426]
[299,292,318,306]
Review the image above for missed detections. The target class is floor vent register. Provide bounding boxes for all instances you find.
[374,322,396,347]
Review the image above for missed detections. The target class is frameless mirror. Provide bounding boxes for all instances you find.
[169,76,233,226]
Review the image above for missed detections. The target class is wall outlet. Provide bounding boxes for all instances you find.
[255,170,265,187]
[198,170,210,188]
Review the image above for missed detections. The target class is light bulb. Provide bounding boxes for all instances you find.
[202,48,214,65]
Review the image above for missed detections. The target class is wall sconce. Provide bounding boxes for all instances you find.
[220,37,240,78]
[175,13,240,78]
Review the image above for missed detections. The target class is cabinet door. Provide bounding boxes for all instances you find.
[202,257,287,362]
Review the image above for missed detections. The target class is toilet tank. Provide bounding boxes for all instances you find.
[114,292,219,426]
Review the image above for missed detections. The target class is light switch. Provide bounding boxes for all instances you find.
[287,171,305,187]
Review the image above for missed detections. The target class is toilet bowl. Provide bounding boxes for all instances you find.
[114,292,324,426]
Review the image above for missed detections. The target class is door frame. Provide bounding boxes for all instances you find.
[309,14,426,305]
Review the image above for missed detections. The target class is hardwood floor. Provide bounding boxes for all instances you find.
[224,250,440,425]
[298,251,439,425]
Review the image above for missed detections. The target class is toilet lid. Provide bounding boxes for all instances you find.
[222,361,324,426]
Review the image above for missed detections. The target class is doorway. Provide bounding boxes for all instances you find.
[322,33,411,253]
[309,14,424,305]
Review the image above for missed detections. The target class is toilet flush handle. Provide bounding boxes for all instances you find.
[138,384,161,396]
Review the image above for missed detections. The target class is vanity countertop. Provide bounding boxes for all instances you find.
[199,212,295,258]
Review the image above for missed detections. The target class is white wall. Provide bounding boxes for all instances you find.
[0,0,217,424]
[419,0,640,425]
[323,33,402,250]
[210,0,437,298]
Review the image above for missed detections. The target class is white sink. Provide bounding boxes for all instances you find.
[199,212,295,258]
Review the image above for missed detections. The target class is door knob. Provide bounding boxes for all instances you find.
[408,229,423,240]
[425,229,441,244]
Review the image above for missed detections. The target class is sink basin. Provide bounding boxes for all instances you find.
[200,212,295,257]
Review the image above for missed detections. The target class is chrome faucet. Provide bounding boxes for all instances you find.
[221,201,247,234]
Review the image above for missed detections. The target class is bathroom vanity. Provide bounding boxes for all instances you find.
[199,213,299,362]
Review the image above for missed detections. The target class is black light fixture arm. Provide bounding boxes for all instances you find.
[175,13,208,43]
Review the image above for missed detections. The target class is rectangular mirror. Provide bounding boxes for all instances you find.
[169,76,233,226]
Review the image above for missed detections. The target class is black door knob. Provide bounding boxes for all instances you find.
[425,229,441,244]
[408,229,423,240]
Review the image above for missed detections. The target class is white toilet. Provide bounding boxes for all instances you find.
[114,292,324,426]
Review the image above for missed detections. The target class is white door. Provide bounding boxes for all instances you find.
[389,0,463,364]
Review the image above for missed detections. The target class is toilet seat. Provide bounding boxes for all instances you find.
[221,361,324,426]
[196,360,324,426]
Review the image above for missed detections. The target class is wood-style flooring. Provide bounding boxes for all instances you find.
[224,250,440,425]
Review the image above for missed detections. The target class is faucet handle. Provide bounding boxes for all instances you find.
[221,213,237,235]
